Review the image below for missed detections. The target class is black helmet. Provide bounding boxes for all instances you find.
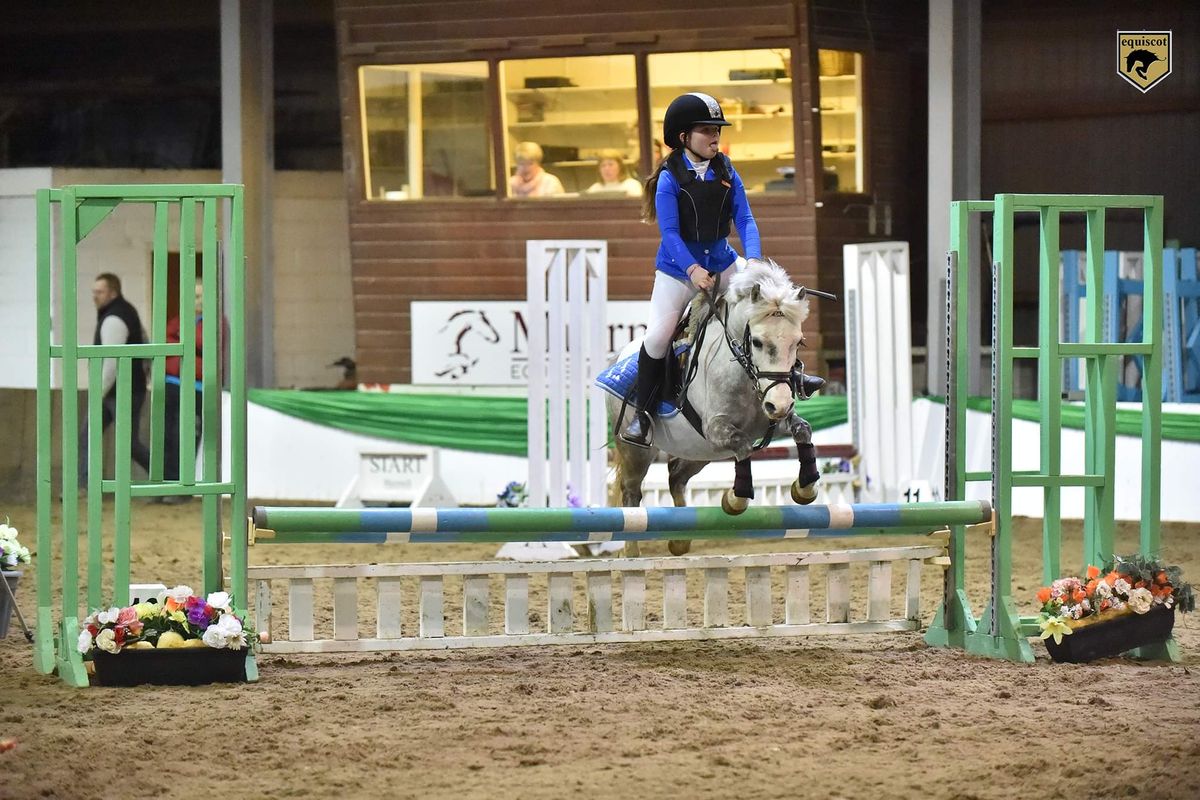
[663,92,731,149]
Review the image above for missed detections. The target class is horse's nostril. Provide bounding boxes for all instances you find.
[764,402,776,415]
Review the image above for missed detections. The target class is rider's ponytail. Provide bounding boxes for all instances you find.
[641,159,669,224]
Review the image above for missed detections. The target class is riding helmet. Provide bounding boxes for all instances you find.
[662,93,731,149]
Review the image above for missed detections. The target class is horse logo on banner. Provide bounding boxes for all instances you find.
[434,309,501,380]
[1117,30,1172,93]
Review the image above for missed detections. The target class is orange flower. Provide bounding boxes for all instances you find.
[1036,587,1052,603]
[1071,588,1086,603]
[164,597,182,613]
[1134,580,1146,589]
[1085,579,1098,596]
[1105,571,1121,585]
[1100,599,1112,611]
[1087,565,1101,579]
[1155,571,1169,586]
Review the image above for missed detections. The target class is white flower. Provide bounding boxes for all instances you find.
[0,523,15,539]
[159,585,195,604]
[1113,578,1131,595]
[1081,599,1091,611]
[202,613,247,650]
[95,629,119,653]
[77,629,94,653]
[1127,587,1154,614]
[201,627,225,648]
[1110,599,1126,611]
[96,606,122,625]
[1095,581,1113,599]
[205,591,232,612]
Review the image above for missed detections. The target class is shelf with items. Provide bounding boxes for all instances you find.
[507,119,636,130]
[816,49,863,193]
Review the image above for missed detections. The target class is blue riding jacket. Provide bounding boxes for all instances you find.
[654,150,762,281]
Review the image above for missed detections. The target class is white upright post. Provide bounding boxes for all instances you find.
[844,241,915,503]
[501,240,607,561]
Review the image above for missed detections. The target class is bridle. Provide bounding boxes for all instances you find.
[696,280,837,405]
[671,278,835,450]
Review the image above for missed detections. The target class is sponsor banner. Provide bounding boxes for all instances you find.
[411,301,649,385]
[1117,30,1172,92]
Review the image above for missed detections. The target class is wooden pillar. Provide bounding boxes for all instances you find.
[927,0,981,396]
[220,0,275,388]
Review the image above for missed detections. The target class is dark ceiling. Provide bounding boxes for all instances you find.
[0,1,341,170]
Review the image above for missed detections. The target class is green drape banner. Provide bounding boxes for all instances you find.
[926,396,1200,443]
[247,390,850,456]
[247,390,1199,455]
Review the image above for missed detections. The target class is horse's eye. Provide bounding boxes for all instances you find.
[751,338,763,349]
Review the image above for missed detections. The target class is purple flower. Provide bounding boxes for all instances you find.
[186,604,213,628]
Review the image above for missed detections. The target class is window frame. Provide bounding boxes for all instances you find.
[355,43,845,204]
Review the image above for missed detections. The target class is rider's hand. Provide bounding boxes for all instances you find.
[687,265,714,291]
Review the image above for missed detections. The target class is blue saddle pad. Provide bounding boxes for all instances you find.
[594,345,687,418]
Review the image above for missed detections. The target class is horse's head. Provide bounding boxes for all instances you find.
[724,260,810,420]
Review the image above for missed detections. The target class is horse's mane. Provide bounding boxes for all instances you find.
[725,260,809,327]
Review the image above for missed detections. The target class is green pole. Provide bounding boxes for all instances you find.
[1037,206,1062,585]
[34,189,55,676]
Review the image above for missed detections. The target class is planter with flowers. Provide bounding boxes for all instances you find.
[1,520,32,640]
[78,585,255,686]
[1036,554,1194,663]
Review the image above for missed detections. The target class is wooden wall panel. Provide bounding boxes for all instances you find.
[335,0,825,383]
[812,8,929,363]
[981,0,1200,325]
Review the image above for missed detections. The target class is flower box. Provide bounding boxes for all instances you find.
[92,647,249,687]
[1043,605,1175,664]
[0,570,21,639]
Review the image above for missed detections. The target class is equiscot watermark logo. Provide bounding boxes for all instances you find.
[1117,30,1172,93]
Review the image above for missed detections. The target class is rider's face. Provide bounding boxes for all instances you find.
[683,125,722,159]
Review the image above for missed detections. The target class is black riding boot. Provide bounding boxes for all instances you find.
[791,363,826,401]
[621,346,665,448]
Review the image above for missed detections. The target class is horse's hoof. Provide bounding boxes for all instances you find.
[667,539,692,556]
[791,480,818,505]
[722,489,749,515]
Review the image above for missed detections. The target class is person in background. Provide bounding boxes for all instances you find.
[160,278,221,502]
[508,141,564,198]
[585,149,641,197]
[81,273,150,485]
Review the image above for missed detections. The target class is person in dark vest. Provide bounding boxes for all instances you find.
[81,272,151,483]
[620,93,764,447]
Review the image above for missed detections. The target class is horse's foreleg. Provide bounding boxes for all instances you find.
[666,457,707,555]
[789,413,820,505]
[704,415,754,462]
[721,458,753,515]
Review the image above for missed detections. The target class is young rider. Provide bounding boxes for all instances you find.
[621,92,764,447]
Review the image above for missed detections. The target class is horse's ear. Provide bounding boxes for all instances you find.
[793,287,807,301]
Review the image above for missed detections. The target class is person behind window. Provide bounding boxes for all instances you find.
[620,92,765,448]
[585,149,641,197]
[509,141,564,198]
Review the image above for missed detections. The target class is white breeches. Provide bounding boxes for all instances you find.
[642,261,742,358]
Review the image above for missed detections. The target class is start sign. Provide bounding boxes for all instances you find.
[336,448,457,508]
